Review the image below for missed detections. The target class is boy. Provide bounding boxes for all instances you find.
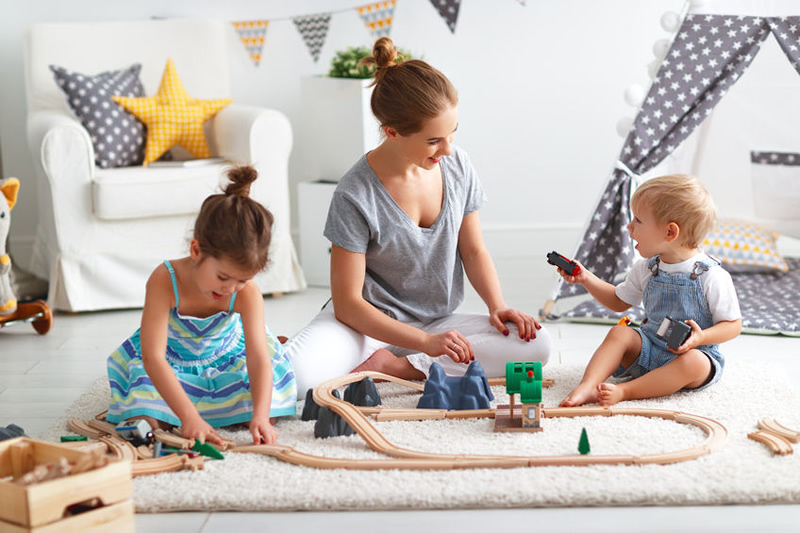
[558,174,741,407]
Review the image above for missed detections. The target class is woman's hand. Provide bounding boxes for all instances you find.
[425,330,474,364]
[180,414,224,445]
[249,416,278,445]
[489,307,542,342]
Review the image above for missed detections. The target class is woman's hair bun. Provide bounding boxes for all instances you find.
[359,36,399,81]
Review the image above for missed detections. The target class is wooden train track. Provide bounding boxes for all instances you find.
[235,371,729,469]
[747,417,800,455]
[65,419,214,476]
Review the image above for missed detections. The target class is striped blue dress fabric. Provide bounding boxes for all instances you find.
[107,261,296,427]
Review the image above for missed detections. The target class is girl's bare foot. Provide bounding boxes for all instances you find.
[597,382,624,406]
[351,348,425,380]
[559,382,600,407]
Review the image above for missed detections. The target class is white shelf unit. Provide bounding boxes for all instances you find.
[297,180,338,287]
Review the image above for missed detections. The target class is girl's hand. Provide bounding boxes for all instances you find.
[425,330,474,364]
[181,415,224,446]
[489,307,542,342]
[249,416,278,445]
[671,319,703,354]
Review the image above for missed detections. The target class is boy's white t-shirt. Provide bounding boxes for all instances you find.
[615,252,742,324]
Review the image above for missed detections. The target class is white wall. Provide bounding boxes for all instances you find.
[0,0,684,269]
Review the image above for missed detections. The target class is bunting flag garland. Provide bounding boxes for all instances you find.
[358,1,396,40]
[232,0,511,67]
[232,20,269,66]
[293,14,332,63]
[429,0,461,34]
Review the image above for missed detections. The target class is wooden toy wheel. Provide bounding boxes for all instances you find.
[29,300,53,335]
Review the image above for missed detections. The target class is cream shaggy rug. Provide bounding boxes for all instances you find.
[42,362,800,512]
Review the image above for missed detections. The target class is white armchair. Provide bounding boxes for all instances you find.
[24,18,306,311]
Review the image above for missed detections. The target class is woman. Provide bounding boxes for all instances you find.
[285,37,551,398]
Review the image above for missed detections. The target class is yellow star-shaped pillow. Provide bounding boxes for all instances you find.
[112,58,232,166]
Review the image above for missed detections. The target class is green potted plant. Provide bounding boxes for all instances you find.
[327,46,413,78]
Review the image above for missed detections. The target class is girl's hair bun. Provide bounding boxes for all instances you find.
[224,165,257,197]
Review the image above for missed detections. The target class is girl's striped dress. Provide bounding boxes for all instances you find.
[107,260,296,427]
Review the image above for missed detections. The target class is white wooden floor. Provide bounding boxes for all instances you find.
[2,256,799,532]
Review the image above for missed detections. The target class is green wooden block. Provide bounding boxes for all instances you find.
[578,427,590,455]
[193,439,225,459]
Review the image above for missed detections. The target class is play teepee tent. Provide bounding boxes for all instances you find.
[545,6,800,319]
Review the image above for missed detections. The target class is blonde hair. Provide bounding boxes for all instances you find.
[359,37,458,136]
[193,165,274,272]
[631,174,717,248]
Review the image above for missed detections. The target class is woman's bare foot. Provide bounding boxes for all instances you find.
[597,382,624,406]
[559,381,600,407]
[351,348,425,380]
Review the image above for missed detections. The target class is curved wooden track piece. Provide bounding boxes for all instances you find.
[153,429,194,449]
[234,371,729,470]
[131,454,204,476]
[757,418,800,443]
[87,418,118,436]
[98,436,138,462]
[67,418,106,439]
[748,430,794,456]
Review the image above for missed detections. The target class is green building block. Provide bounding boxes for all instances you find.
[519,378,542,404]
[578,427,590,455]
[60,435,88,442]
[505,361,542,394]
[193,439,225,459]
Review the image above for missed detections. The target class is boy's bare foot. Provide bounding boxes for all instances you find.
[597,382,624,406]
[351,348,425,380]
[559,382,600,407]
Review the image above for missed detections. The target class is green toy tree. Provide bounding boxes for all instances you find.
[578,427,590,455]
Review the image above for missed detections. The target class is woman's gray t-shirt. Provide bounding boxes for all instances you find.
[323,146,487,323]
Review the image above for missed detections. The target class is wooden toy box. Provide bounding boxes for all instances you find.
[0,438,133,532]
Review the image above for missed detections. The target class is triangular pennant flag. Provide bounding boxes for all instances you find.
[357,1,396,40]
[428,0,461,34]
[232,20,270,66]
[293,13,332,63]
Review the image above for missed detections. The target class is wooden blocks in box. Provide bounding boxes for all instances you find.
[0,437,133,532]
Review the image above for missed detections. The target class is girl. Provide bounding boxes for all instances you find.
[107,166,296,445]
[284,37,551,397]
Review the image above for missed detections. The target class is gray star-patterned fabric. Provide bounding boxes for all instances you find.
[50,63,146,169]
[556,14,800,303]
[293,14,332,63]
[751,150,800,166]
[429,0,461,34]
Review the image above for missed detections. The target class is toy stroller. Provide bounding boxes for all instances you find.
[1,177,52,335]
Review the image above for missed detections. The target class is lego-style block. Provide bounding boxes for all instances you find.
[505,361,542,394]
